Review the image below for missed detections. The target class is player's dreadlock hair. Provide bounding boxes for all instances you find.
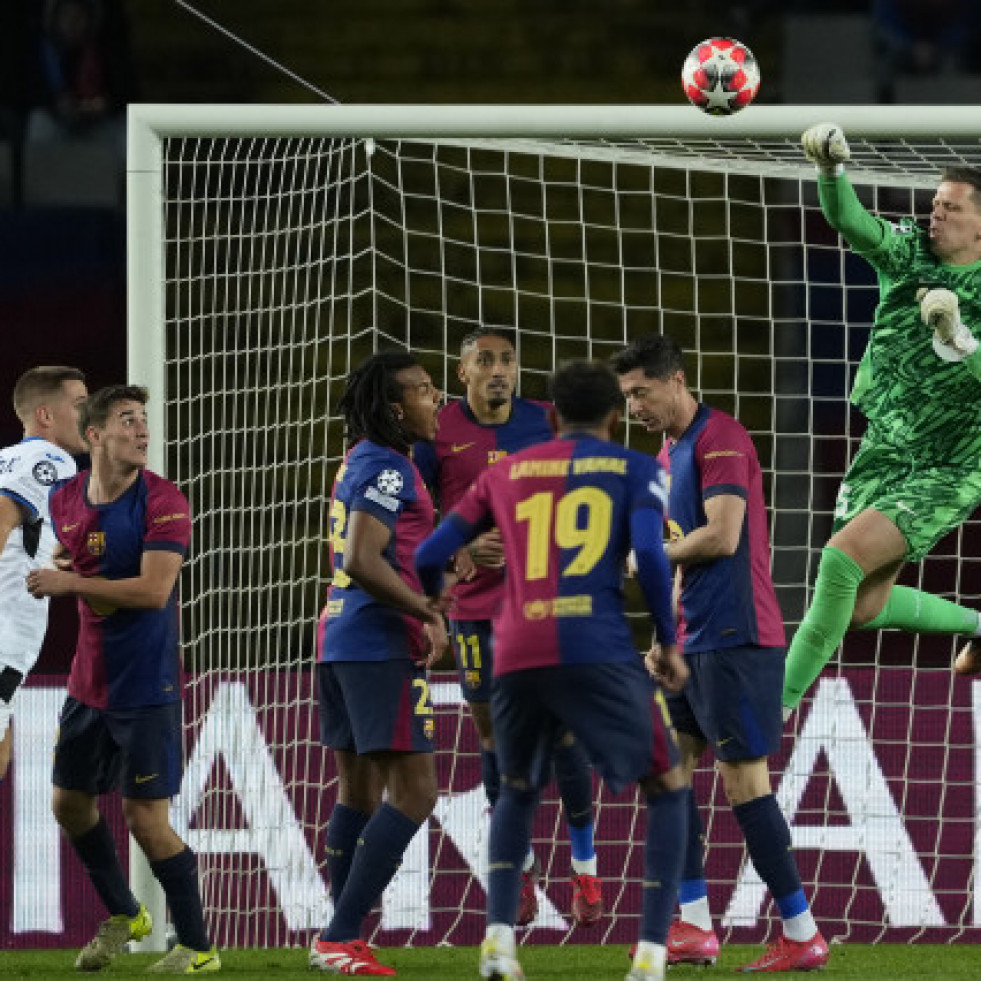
[550,360,622,426]
[609,333,686,381]
[338,349,420,452]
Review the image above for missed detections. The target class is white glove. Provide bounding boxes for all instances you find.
[918,287,979,361]
[801,123,850,176]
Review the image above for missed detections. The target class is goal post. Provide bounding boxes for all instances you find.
[127,104,981,950]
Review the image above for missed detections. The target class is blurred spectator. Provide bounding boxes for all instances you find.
[873,0,981,101]
[25,0,137,160]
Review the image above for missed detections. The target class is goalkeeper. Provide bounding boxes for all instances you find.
[783,124,981,716]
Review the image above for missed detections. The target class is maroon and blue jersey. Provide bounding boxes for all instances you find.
[658,404,785,653]
[50,469,191,710]
[416,434,675,675]
[317,440,435,664]
[412,397,552,620]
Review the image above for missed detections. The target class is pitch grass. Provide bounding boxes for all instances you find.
[1,943,980,978]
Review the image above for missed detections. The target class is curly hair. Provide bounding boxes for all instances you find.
[337,349,421,452]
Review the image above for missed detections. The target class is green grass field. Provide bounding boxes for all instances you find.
[1,944,980,979]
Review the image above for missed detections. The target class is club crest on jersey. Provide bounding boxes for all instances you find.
[423,718,435,740]
[86,531,107,556]
[487,450,507,466]
[376,469,403,495]
[32,460,57,485]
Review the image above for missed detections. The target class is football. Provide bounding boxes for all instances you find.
[682,37,760,116]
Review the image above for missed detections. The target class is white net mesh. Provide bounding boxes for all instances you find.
[142,120,981,948]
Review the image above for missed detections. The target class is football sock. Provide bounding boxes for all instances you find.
[322,803,421,942]
[69,815,140,918]
[859,585,980,635]
[486,782,539,927]
[783,546,865,709]
[678,788,712,930]
[734,794,815,940]
[553,737,595,863]
[480,748,501,809]
[640,787,686,944]
[150,847,211,952]
[324,803,372,904]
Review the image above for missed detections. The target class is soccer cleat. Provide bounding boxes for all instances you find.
[625,946,664,981]
[309,939,395,976]
[570,873,604,927]
[479,928,525,980]
[147,945,221,974]
[666,919,720,965]
[515,855,541,927]
[735,931,829,973]
[75,903,153,971]
[954,638,981,676]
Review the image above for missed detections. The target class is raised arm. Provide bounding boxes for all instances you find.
[802,123,885,254]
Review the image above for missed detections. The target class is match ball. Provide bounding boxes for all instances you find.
[682,37,760,116]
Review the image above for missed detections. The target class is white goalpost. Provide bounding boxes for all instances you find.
[127,104,981,950]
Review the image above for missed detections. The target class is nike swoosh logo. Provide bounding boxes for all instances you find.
[62,523,79,532]
[134,773,158,784]
[191,956,217,971]
[451,442,476,453]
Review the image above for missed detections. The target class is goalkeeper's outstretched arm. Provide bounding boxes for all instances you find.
[801,123,884,254]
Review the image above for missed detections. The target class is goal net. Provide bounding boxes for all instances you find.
[127,105,981,949]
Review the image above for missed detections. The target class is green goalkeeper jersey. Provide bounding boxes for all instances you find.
[818,174,981,467]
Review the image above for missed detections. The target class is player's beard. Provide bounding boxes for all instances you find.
[486,395,509,411]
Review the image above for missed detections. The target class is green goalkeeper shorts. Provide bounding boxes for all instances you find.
[832,429,981,562]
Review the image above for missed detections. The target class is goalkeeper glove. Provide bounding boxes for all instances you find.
[801,123,850,177]
[917,287,979,362]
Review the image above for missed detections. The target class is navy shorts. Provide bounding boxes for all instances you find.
[491,659,680,795]
[449,619,494,704]
[52,697,183,799]
[666,645,785,761]
[318,659,435,755]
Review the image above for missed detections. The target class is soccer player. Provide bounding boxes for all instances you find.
[412,326,603,928]
[416,360,689,981]
[0,366,87,782]
[25,385,218,975]
[613,335,828,974]
[783,125,981,711]
[310,350,447,978]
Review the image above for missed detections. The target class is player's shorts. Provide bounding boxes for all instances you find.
[52,697,183,799]
[0,666,25,736]
[449,618,494,703]
[833,427,981,562]
[317,659,435,755]
[491,658,680,795]
[666,645,785,762]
